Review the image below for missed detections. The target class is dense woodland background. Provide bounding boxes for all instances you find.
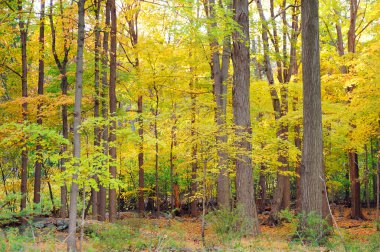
[0,0,379,250]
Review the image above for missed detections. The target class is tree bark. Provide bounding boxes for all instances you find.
[17,0,29,211]
[349,152,364,219]
[190,78,198,217]
[205,0,232,210]
[92,0,101,219]
[300,0,323,220]
[67,0,85,249]
[49,0,70,218]
[108,0,117,223]
[98,0,110,222]
[232,0,260,235]
[34,0,45,205]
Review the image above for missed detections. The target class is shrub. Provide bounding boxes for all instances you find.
[293,212,332,246]
[206,205,251,241]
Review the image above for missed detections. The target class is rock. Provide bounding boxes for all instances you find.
[56,219,69,231]
[262,211,270,215]
[33,221,46,229]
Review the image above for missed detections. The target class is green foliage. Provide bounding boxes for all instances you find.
[293,212,332,246]
[206,205,250,242]
[278,209,294,223]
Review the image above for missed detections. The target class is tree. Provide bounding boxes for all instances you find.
[232,0,260,235]
[48,0,72,218]
[17,0,29,211]
[67,0,85,249]
[98,0,111,221]
[300,0,323,222]
[33,0,45,205]
[108,0,117,222]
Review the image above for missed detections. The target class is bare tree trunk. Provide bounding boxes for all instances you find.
[17,0,29,211]
[98,0,110,222]
[204,0,231,210]
[34,0,45,205]
[300,0,323,221]
[137,95,145,213]
[365,144,370,210]
[190,78,198,217]
[154,85,160,216]
[349,152,364,219]
[232,0,260,235]
[49,0,70,218]
[170,103,177,211]
[92,0,101,219]
[67,0,85,249]
[108,0,117,223]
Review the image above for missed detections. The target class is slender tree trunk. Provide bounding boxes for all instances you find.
[137,95,145,213]
[17,0,29,211]
[190,78,198,217]
[300,0,323,221]
[92,0,101,219]
[232,0,260,235]
[49,0,70,218]
[376,122,380,231]
[170,103,177,210]
[371,139,377,207]
[67,0,85,249]
[98,0,110,222]
[34,0,45,205]
[154,85,160,215]
[365,145,370,209]
[108,0,117,223]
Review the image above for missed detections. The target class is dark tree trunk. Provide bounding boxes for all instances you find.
[300,0,324,220]
[18,0,29,211]
[365,144,370,209]
[34,0,45,205]
[154,85,160,215]
[98,0,110,222]
[170,103,178,210]
[92,0,101,219]
[189,78,198,217]
[137,95,145,213]
[108,0,117,222]
[49,0,70,218]
[349,152,364,219]
[67,0,85,249]
[232,0,260,235]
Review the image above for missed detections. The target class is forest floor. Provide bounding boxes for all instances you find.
[1,207,379,251]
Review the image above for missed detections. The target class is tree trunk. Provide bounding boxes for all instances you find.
[190,78,198,217]
[205,0,231,210]
[300,0,323,220]
[154,85,160,215]
[170,103,178,210]
[34,0,45,205]
[67,0,85,249]
[365,144,370,209]
[232,0,260,235]
[98,0,110,222]
[49,0,70,218]
[349,152,364,219]
[108,0,117,223]
[17,0,29,211]
[92,0,101,219]
[137,95,145,213]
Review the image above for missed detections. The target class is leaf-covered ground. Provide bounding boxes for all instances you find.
[1,207,379,251]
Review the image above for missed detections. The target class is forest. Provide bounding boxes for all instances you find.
[0,0,379,251]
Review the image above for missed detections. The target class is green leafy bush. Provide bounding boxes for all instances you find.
[294,212,332,246]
